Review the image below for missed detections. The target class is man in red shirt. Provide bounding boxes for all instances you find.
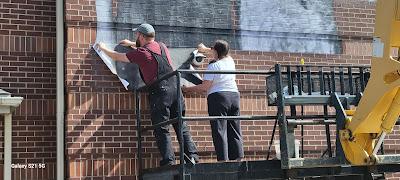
[96,23,199,166]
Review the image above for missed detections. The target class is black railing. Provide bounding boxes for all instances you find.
[135,64,400,179]
[272,64,371,169]
[135,69,273,180]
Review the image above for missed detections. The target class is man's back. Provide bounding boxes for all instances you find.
[126,41,173,84]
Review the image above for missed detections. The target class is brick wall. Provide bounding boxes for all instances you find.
[1,0,397,179]
[0,0,57,180]
[64,0,400,180]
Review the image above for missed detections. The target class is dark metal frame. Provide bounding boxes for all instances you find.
[135,64,400,180]
[136,69,273,180]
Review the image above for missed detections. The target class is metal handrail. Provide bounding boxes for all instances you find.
[135,65,376,180]
[140,115,339,132]
[136,69,274,180]
[177,69,273,75]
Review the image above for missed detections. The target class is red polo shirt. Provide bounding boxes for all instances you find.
[125,41,172,85]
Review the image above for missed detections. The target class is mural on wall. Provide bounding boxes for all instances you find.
[95,0,340,52]
[95,0,145,90]
[94,0,340,88]
[239,0,340,54]
[95,0,204,90]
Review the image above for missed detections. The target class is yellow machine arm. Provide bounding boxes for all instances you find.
[340,0,400,165]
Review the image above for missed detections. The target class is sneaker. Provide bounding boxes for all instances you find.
[184,154,197,166]
[190,155,200,163]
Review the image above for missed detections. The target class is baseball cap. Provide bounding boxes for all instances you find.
[133,23,155,36]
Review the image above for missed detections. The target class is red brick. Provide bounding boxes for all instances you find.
[0,0,390,179]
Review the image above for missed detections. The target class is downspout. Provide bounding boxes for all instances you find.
[56,0,65,179]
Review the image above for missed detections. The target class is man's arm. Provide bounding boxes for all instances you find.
[197,43,212,53]
[97,42,130,63]
[119,39,137,49]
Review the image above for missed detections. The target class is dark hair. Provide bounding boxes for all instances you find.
[213,40,229,59]
[139,32,155,39]
[144,32,155,38]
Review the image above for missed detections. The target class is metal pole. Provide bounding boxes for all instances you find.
[267,115,278,160]
[287,66,296,117]
[306,66,312,95]
[287,119,336,125]
[177,72,185,180]
[372,132,387,155]
[136,91,143,180]
[360,67,366,92]
[56,0,65,179]
[339,67,345,95]
[275,64,291,169]
[319,68,332,157]
[348,67,354,95]
[4,114,12,180]
[297,66,304,158]
[331,93,347,162]
[331,68,336,93]
[324,106,332,158]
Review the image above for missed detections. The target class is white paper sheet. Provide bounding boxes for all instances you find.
[93,43,130,89]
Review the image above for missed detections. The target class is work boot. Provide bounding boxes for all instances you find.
[184,154,199,166]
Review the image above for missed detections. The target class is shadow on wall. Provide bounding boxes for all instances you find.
[67,49,186,177]
[66,51,143,178]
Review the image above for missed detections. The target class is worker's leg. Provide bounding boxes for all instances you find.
[226,92,244,160]
[149,91,175,166]
[208,92,229,161]
[171,91,199,162]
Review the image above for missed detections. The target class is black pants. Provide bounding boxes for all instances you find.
[207,91,244,161]
[149,81,198,166]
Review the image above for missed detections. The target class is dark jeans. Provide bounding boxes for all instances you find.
[149,81,198,166]
[207,91,244,161]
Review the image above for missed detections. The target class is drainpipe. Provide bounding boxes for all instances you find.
[56,0,65,179]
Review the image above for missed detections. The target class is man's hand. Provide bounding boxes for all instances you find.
[94,42,107,51]
[181,85,189,93]
[119,39,136,47]
[94,42,130,63]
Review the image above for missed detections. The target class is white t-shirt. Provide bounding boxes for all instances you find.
[203,56,239,95]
